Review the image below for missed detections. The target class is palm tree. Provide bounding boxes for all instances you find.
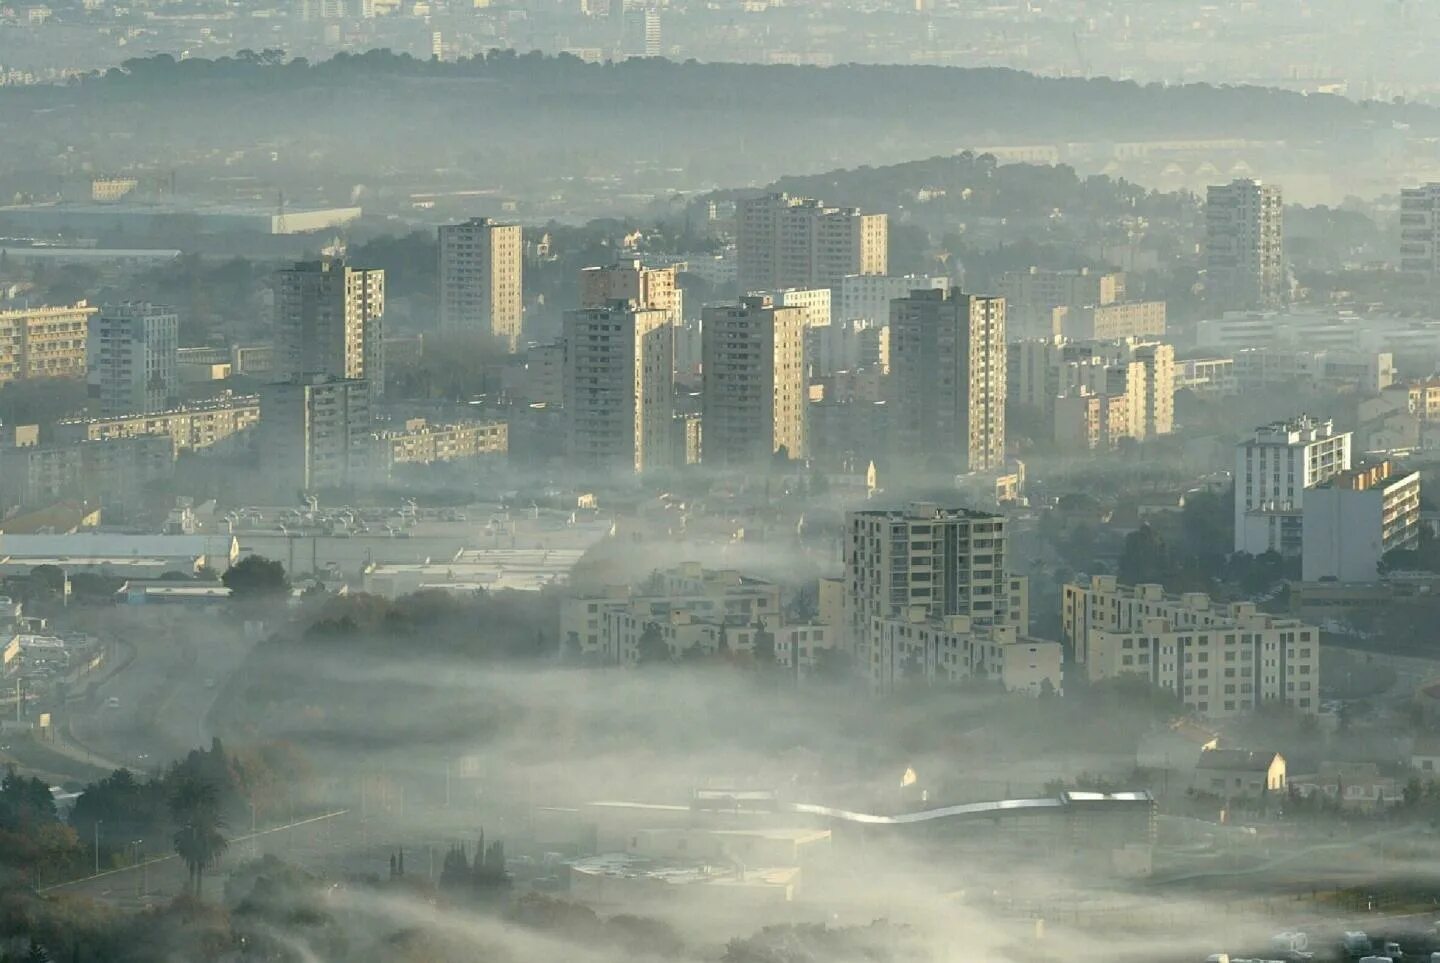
[169,777,228,899]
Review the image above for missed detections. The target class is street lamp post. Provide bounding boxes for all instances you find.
[93,819,102,875]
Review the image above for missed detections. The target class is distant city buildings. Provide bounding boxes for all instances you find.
[1400,183,1440,281]
[258,376,373,494]
[580,259,682,326]
[87,302,179,416]
[1063,576,1320,718]
[1205,178,1285,309]
[1007,336,1174,449]
[0,301,94,386]
[736,193,887,294]
[1234,415,1351,556]
[562,302,673,474]
[438,217,524,351]
[55,394,260,454]
[888,287,1005,471]
[701,295,806,466]
[837,274,946,325]
[273,259,385,404]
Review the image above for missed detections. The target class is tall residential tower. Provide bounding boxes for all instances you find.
[439,217,524,351]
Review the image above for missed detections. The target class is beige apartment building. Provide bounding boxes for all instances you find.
[54,394,260,453]
[701,296,806,465]
[1400,183,1440,280]
[439,217,524,351]
[888,288,1006,471]
[843,503,1023,676]
[562,302,673,474]
[736,193,887,293]
[274,259,385,404]
[258,376,372,493]
[370,418,507,476]
[870,612,1061,696]
[0,302,95,385]
[1062,575,1320,718]
[1205,178,1285,309]
[580,259,682,327]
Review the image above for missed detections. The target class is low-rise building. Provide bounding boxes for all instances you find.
[1190,749,1286,797]
[869,609,1062,696]
[369,418,507,476]
[54,394,260,454]
[1062,576,1321,718]
[1290,762,1403,811]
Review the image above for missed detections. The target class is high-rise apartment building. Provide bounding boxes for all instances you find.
[1205,178,1285,309]
[844,503,1023,681]
[1400,183,1440,280]
[1235,416,1351,556]
[87,302,179,416]
[736,194,887,293]
[562,302,673,474]
[439,217,524,350]
[1062,576,1321,718]
[274,259,385,403]
[838,274,948,325]
[888,288,1005,471]
[1007,336,1173,440]
[258,376,372,494]
[0,302,95,385]
[1301,461,1421,583]
[700,295,806,466]
[580,259,682,326]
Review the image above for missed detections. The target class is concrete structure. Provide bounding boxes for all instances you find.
[274,259,385,404]
[1175,357,1236,397]
[997,266,1125,339]
[889,288,1005,471]
[701,296,806,466]
[258,377,372,494]
[1301,461,1421,582]
[1235,416,1352,556]
[870,610,1061,695]
[87,302,178,416]
[844,503,1023,684]
[1400,183,1440,280]
[54,394,260,453]
[1063,301,1167,341]
[760,288,830,331]
[0,532,236,574]
[0,436,172,512]
[562,302,673,474]
[439,217,523,351]
[1062,576,1321,718]
[837,273,947,324]
[362,548,586,598]
[1205,178,1284,309]
[580,259,682,327]
[370,418,507,475]
[1232,347,1395,394]
[1007,337,1174,441]
[736,193,886,293]
[0,202,363,237]
[0,302,95,385]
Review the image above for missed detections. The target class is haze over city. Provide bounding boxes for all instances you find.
[5,2,1440,962]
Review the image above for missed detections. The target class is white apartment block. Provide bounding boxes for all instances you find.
[1235,416,1352,556]
[737,193,887,293]
[1302,461,1421,583]
[889,288,1006,471]
[843,503,1023,682]
[760,288,830,331]
[562,302,673,474]
[837,273,947,324]
[1205,178,1285,310]
[274,259,385,404]
[580,259,683,327]
[1175,357,1237,397]
[0,302,95,385]
[87,302,179,416]
[439,217,524,351]
[870,612,1062,696]
[1233,347,1395,395]
[1400,183,1440,280]
[701,296,806,465]
[257,376,372,493]
[1062,576,1321,718]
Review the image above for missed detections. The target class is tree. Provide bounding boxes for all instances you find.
[1118,524,1172,586]
[221,556,290,601]
[635,622,670,664]
[170,777,228,899]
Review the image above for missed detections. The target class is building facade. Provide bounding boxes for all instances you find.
[701,296,806,466]
[274,259,385,403]
[439,217,524,351]
[562,302,673,474]
[87,302,179,416]
[1235,416,1352,556]
[837,274,947,325]
[1301,461,1421,582]
[736,194,887,293]
[889,288,1006,471]
[1205,178,1285,309]
[258,376,372,493]
[580,259,682,327]
[55,394,260,453]
[1062,576,1320,718]
[1400,183,1440,281]
[0,302,95,385]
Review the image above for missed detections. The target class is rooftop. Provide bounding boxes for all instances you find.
[1195,749,1281,772]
